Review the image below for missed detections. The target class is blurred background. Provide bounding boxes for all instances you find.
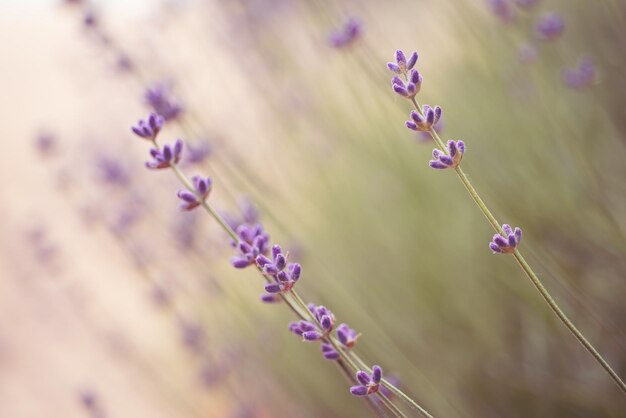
[1,0,625,417]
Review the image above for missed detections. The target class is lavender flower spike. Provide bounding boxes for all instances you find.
[406,105,442,132]
[132,112,164,140]
[391,69,422,98]
[336,323,359,349]
[177,175,212,211]
[257,245,301,294]
[429,140,465,170]
[536,12,565,41]
[288,304,335,342]
[387,50,418,74]
[230,224,269,269]
[350,365,383,397]
[489,224,522,254]
[145,139,183,169]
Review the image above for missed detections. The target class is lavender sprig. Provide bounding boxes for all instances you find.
[429,140,465,170]
[145,139,183,169]
[386,48,626,393]
[350,365,382,397]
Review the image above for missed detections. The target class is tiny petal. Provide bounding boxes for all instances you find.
[514,227,522,243]
[502,224,513,236]
[490,243,502,253]
[371,366,382,383]
[350,386,369,397]
[395,50,406,66]
[302,331,322,341]
[429,160,448,169]
[387,63,401,73]
[356,371,370,386]
[406,52,418,70]
[264,283,282,293]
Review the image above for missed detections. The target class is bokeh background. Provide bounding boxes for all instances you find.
[1,0,625,417]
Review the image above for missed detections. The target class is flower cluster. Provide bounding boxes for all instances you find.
[487,0,516,24]
[289,304,335,342]
[406,105,442,132]
[257,245,301,294]
[388,50,422,99]
[536,12,565,41]
[230,224,270,268]
[145,83,183,121]
[177,175,212,211]
[145,139,183,169]
[320,323,360,360]
[132,113,164,140]
[350,365,383,397]
[562,57,595,90]
[489,224,522,254]
[429,140,465,170]
[329,18,362,49]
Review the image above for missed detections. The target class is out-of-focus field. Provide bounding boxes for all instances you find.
[0,1,625,417]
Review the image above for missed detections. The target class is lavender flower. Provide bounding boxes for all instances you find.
[132,113,164,140]
[487,0,516,24]
[536,12,565,41]
[387,50,418,75]
[230,224,270,268]
[406,105,442,132]
[186,139,212,164]
[145,139,183,169]
[329,18,362,49]
[177,175,212,211]
[257,245,301,294]
[429,140,465,169]
[260,293,281,303]
[391,70,422,99]
[320,323,359,360]
[289,304,335,342]
[489,224,522,254]
[145,83,183,121]
[562,57,596,90]
[350,365,383,397]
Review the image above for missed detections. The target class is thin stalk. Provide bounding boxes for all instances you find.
[377,392,408,418]
[406,97,626,393]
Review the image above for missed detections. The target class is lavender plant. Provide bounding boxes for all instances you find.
[387,49,626,393]
[131,113,435,418]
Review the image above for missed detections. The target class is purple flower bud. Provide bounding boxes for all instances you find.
[350,386,369,396]
[406,52,418,71]
[321,343,340,360]
[371,366,382,384]
[490,224,523,254]
[536,12,564,41]
[261,293,281,303]
[303,330,323,341]
[132,113,164,140]
[387,63,401,73]
[395,50,407,69]
[562,57,596,90]
[264,283,281,293]
[428,140,465,170]
[145,139,184,169]
[356,371,370,386]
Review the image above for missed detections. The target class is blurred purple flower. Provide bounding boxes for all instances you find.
[145,83,183,121]
[490,224,522,254]
[320,323,359,360]
[487,0,516,24]
[186,139,212,164]
[177,175,212,211]
[429,140,465,169]
[145,139,183,169]
[179,318,207,355]
[350,365,383,397]
[391,70,422,99]
[329,18,363,49]
[536,12,564,41]
[562,57,596,90]
[35,132,57,156]
[96,157,130,187]
[406,105,442,132]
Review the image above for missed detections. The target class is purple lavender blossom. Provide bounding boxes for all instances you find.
[145,83,183,121]
[132,113,164,141]
[230,224,270,268]
[406,105,442,132]
[186,139,212,164]
[329,18,362,49]
[487,0,516,24]
[177,175,212,211]
[536,12,565,41]
[350,365,383,397]
[391,70,422,99]
[96,156,130,186]
[562,57,596,90]
[35,132,57,156]
[256,245,301,294]
[429,140,465,169]
[145,139,183,169]
[387,50,418,75]
[320,323,359,360]
[489,224,522,254]
[289,304,335,342]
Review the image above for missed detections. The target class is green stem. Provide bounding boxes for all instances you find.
[377,392,408,418]
[406,97,626,393]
